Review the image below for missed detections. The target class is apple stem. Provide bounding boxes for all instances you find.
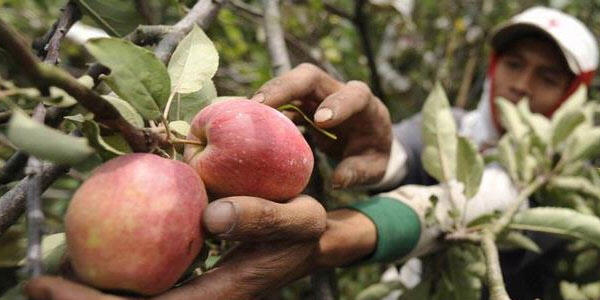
[170,138,204,146]
[277,104,338,140]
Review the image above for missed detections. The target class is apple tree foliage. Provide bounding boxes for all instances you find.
[1,0,600,299]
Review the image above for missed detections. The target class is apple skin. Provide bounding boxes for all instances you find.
[65,153,207,296]
[184,99,314,201]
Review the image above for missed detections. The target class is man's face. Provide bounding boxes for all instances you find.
[493,36,575,116]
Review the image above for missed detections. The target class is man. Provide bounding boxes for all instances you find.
[25,6,598,300]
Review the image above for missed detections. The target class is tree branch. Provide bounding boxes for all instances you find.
[0,151,28,185]
[352,0,385,102]
[376,21,411,93]
[228,0,344,80]
[155,0,227,64]
[0,163,68,236]
[32,1,82,65]
[455,49,478,108]
[135,0,157,25]
[482,230,510,300]
[262,0,291,76]
[0,18,168,152]
[24,103,46,278]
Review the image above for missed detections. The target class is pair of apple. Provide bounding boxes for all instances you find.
[65,99,314,295]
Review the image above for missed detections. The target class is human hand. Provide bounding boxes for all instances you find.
[26,195,375,300]
[251,63,393,188]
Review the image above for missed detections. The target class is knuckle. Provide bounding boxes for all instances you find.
[346,80,372,96]
[297,62,320,73]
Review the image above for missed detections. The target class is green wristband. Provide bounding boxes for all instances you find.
[348,196,421,264]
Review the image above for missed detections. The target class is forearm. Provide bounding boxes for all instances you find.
[315,209,377,268]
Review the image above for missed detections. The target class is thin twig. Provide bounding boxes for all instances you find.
[262,0,291,76]
[228,0,344,80]
[135,0,157,25]
[491,175,548,235]
[455,49,478,108]
[24,103,46,278]
[0,163,68,236]
[0,151,28,185]
[32,1,82,65]
[155,0,227,64]
[0,18,168,152]
[482,229,510,300]
[352,0,385,101]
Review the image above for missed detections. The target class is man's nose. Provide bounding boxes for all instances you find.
[509,71,533,100]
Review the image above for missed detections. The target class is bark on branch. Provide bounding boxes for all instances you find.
[262,0,291,76]
[0,18,167,152]
[155,0,227,64]
[32,1,82,65]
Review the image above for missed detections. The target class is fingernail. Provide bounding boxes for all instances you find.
[251,93,265,103]
[315,108,333,123]
[204,201,235,234]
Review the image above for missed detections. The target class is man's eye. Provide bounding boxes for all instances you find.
[505,60,522,70]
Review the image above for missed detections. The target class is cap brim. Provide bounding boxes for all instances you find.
[490,23,579,74]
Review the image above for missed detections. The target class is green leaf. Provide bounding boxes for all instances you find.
[0,226,26,267]
[573,249,599,276]
[102,95,144,128]
[511,207,600,248]
[551,85,587,126]
[517,100,550,146]
[421,83,457,182]
[18,233,66,274]
[7,110,94,165]
[457,136,483,198]
[168,80,216,123]
[170,120,190,137]
[496,98,528,140]
[498,231,541,253]
[498,135,518,182]
[549,176,600,201]
[551,111,585,148]
[168,25,219,94]
[356,282,405,300]
[85,38,170,120]
[81,120,128,158]
[74,0,144,37]
[562,127,600,163]
[560,281,589,300]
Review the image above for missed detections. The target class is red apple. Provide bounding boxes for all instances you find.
[184,99,314,201]
[65,153,207,295]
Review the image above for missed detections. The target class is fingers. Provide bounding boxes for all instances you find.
[157,241,316,300]
[25,277,125,300]
[313,80,373,128]
[331,153,388,189]
[202,195,326,242]
[250,63,343,108]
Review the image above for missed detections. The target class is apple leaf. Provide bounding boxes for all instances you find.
[498,231,541,253]
[80,120,128,158]
[496,97,528,140]
[516,100,550,146]
[551,111,585,148]
[497,135,518,182]
[85,38,171,121]
[421,82,456,182]
[168,25,219,94]
[74,0,144,37]
[456,136,483,198]
[170,120,190,137]
[7,110,94,165]
[102,95,144,128]
[562,127,600,163]
[511,207,600,248]
[168,80,217,123]
[551,85,587,128]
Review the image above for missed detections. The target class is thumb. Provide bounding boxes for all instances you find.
[332,153,388,189]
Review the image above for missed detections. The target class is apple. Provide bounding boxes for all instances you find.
[65,153,207,295]
[184,99,314,201]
